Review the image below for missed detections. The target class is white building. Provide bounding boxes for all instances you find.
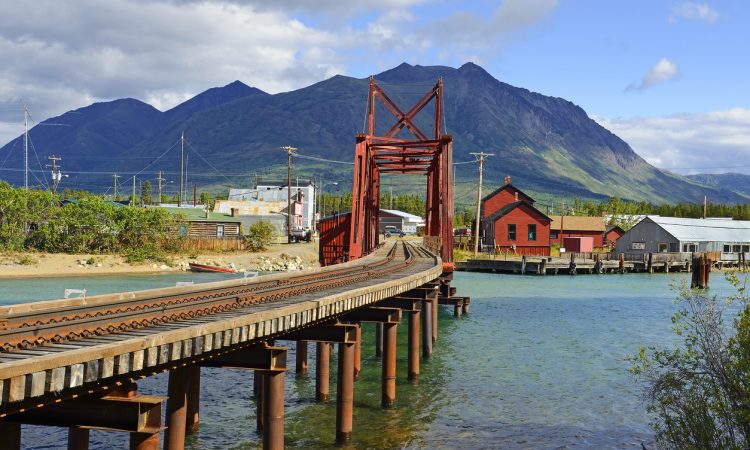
[379,209,425,234]
[229,179,316,229]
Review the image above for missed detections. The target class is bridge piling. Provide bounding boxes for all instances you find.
[375,323,383,357]
[164,367,189,450]
[408,309,420,380]
[67,427,89,450]
[335,342,355,443]
[256,371,265,432]
[316,342,331,401]
[262,370,285,450]
[186,366,200,434]
[0,422,21,450]
[422,299,433,358]
[382,322,398,408]
[354,325,362,379]
[295,341,308,377]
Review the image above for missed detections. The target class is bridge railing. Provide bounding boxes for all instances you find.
[422,236,441,256]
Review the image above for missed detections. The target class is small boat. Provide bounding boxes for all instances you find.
[188,262,238,273]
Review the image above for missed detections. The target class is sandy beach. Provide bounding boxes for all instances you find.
[0,242,320,278]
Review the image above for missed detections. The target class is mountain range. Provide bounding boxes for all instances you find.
[0,62,746,204]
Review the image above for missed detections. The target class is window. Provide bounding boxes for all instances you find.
[658,243,669,253]
[682,243,697,252]
[734,245,742,253]
[743,245,750,253]
[508,224,516,241]
[528,224,537,241]
[178,224,188,237]
[216,224,225,238]
[550,231,559,239]
[724,244,732,253]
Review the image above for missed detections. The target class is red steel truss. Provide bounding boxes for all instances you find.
[347,77,453,270]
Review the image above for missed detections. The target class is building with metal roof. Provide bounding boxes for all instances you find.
[615,215,750,256]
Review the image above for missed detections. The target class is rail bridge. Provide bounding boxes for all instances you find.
[0,78,468,450]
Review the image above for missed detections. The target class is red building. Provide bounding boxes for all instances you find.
[548,215,606,248]
[480,177,551,256]
[604,225,625,248]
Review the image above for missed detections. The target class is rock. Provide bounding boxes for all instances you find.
[96,263,102,268]
[160,264,169,270]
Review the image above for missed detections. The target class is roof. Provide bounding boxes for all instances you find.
[154,206,240,223]
[380,209,424,222]
[549,215,606,232]
[643,215,750,242]
[256,179,314,187]
[485,201,550,223]
[606,225,625,234]
[481,183,535,204]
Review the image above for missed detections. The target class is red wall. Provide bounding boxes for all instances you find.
[482,186,530,218]
[604,229,624,247]
[551,230,603,247]
[492,205,550,256]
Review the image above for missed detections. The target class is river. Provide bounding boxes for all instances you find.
[3,271,736,449]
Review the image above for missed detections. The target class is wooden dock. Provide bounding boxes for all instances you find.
[455,255,693,275]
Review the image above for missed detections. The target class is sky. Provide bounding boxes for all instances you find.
[0,0,748,175]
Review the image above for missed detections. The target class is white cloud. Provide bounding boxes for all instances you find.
[670,2,719,24]
[594,108,750,174]
[626,57,680,92]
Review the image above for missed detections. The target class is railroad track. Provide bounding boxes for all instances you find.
[0,242,424,353]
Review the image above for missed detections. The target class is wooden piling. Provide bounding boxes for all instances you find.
[316,342,330,401]
[647,253,653,273]
[520,256,526,275]
[335,342,355,443]
[539,257,547,275]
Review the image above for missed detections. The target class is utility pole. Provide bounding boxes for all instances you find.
[156,171,165,206]
[23,106,29,234]
[179,130,184,207]
[281,146,298,242]
[470,152,493,256]
[112,173,120,200]
[703,195,707,219]
[390,186,393,209]
[46,155,62,194]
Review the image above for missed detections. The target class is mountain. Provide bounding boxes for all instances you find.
[687,173,750,197]
[1,63,745,204]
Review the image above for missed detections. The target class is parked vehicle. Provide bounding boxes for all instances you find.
[384,226,405,238]
[290,227,312,243]
[454,228,472,236]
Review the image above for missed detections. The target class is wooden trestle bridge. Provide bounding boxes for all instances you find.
[0,77,468,449]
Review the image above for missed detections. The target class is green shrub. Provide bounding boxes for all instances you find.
[17,254,36,265]
[246,221,275,252]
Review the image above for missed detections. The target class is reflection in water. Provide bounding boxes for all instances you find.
[13,271,729,448]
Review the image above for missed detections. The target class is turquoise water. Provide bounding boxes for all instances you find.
[8,272,737,449]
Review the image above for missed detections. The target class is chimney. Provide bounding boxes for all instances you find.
[504,175,511,185]
[515,192,519,201]
[231,208,237,217]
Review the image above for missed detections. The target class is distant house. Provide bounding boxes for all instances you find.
[604,225,625,248]
[379,209,425,234]
[549,215,606,248]
[231,179,316,230]
[615,216,750,260]
[480,177,551,256]
[156,206,243,251]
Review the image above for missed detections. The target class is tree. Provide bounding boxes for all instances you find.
[629,273,750,449]
[141,181,153,206]
[246,220,275,252]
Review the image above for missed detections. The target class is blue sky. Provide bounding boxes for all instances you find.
[0,0,748,174]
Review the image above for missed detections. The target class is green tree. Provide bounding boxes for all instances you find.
[140,181,153,206]
[246,220,275,252]
[629,273,750,449]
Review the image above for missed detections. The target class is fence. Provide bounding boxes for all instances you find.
[422,236,442,256]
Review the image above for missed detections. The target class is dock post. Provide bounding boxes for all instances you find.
[520,256,526,275]
[619,254,625,273]
[263,369,285,450]
[647,253,653,273]
[539,257,547,275]
[165,366,189,450]
[375,323,383,357]
[295,340,308,377]
[422,299,432,358]
[186,366,200,434]
[316,342,330,401]
[67,427,89,450]
[382,322,398,408]
[335,341,355,443]
[408,309,420,381]
[354,325,361,379]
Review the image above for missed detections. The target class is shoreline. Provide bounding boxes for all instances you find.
[0,242,320,279]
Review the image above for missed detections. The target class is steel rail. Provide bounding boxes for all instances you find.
[0,243,417,353]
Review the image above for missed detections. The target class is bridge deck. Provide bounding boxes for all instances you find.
[0,242,441,416]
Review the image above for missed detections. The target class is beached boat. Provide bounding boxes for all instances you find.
[188,262,238,273]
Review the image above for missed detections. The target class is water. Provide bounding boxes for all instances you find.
[5,271,738,449]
